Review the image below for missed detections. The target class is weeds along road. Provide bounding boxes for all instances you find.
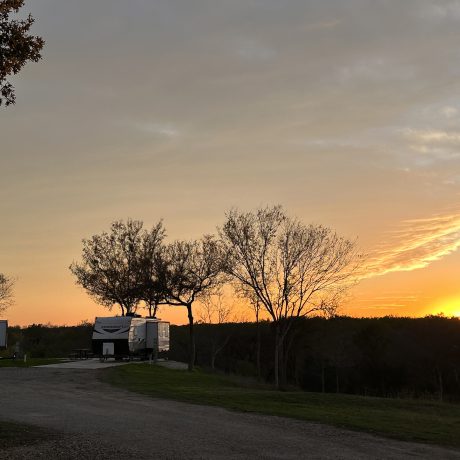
[1,367,459,460]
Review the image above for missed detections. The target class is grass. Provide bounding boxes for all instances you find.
[103,364,460,448]
[0,421,57,449]
[0,357,64,367]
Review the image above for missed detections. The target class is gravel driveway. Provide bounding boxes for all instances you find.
[0,367,459,459]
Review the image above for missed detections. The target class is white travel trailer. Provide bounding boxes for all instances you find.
[0,320,7,349]
[92,316,169,359]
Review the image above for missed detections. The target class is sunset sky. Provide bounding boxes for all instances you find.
[1,0,460,326]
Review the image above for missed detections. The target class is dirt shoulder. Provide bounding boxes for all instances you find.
[0,367,459,459]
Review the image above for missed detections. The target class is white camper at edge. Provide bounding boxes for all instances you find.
[0,320,7,349]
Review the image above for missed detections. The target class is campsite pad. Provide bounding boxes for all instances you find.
[34,359,187,370]
[34,359,130,369]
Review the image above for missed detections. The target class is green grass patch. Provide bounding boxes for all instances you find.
[103,364,460,448]
[0,358,65,367]
[0,421,57,449]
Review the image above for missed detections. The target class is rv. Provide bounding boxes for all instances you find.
[92,316,169,360]
[0,320,7,349]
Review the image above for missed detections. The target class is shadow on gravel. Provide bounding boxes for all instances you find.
[0,420,58,449]
[2,433,143,460]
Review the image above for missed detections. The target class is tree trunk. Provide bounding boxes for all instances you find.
[148,301,158,318]
[321,361,325,393]
[282,328,296,388]
[211,350,216,370]
[256,312,261,381]
[211,339,216,369]
[187,304,195,372]
[274,323,289,389]
[211,336,230,370]
[336,368,340,393]
[437,368,443,402]
[279,334,286,387]
[274,324,280,388]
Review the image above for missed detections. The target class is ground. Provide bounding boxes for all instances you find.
[0,364,459,459]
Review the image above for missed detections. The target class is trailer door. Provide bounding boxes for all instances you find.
[146,321,158,349]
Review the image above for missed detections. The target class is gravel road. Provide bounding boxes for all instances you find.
[1,367,459,459]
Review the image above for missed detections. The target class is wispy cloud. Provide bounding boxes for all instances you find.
[400,128,460,161]
[366,211,460,277]
[420,2,460,21]
[440,106,458,118]
[403,128,460,144]
[235,39,276,61]
[304,19,342,31]
[132,122,180,138]
[338,58,415,83]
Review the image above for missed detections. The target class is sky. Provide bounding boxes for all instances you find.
[1,0,460,326]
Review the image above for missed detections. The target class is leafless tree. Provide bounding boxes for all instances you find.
[70,219,165,316]
[1,0,44,106]
[248,294,263,381]
[0,273,14,313]
[160,235,227,371]
[198,288,232,325]
[198,288,233,369]
[220,206,361,388]
[234,285,263,380]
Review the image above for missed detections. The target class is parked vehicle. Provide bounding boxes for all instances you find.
[92,315,169,360]
[0,320,7,349]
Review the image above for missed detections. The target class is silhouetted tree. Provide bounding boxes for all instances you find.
[136,221,167,317]
[238,287,263,380]
[197,288,233,369]
[160,235,227,371]
[0,272,14,313]
[1,0,44,106]
[220,206,360,388]
[70,219,165,316]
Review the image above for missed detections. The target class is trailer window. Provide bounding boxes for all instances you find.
[159,323,169,338]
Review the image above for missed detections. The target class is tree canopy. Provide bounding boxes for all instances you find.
[0,0,44,106]
[0,272,14,313]
[70,220,165,316]
[220,205,361,387]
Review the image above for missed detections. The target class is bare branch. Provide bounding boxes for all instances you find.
[0,273,14,313]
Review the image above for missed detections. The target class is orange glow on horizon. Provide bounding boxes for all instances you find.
[3,210,460,327]
[427,296,460,318]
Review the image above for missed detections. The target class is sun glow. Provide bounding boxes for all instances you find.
[430,297,460,318]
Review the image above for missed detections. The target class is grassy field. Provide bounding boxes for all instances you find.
[103,364,460,448]
[0,421,57,449]
[0,358,64,367]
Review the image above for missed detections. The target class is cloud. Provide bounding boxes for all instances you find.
[397,128,460,162]
[420,2,460,21]
[365,211,460,277]
[304,19,342,31]
[403,128,460,144]
[132,122,180,138]
[235,39,276,61]
[441,106,458,118]
[338,58,415,83]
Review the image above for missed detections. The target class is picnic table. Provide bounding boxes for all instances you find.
[69,348,93,360]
